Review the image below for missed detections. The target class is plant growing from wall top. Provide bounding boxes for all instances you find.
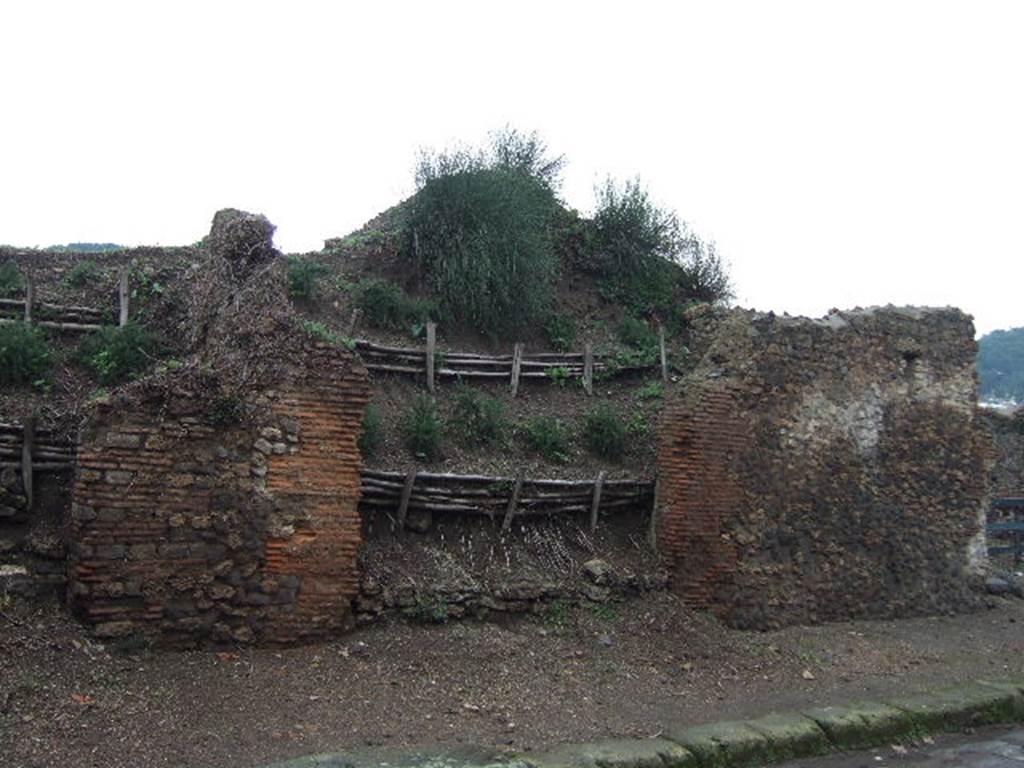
[402,127,563,335]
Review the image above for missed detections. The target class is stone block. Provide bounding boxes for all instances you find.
[743,712,830,760]
[105,432,142,449]
[97,507,126,522]
[94,544,127,560]
[801,701,916,750]
[94,621,135,638]
[664,721,770,768]
[530,738,696,768]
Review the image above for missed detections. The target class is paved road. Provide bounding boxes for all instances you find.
[781,727,1024,767]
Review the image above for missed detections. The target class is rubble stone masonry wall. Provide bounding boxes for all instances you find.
[68,344,369,646]
[657,307,990,629]
[985,410,1024,498]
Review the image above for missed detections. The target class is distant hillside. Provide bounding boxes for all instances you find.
[978,326,1024,403]
[43,243,123,253]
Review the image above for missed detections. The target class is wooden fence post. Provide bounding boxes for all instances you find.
[510,343,524,398]
[658,324,668,382]
[396,471,417,531]
[21,417,35,512]
[502,472,524,532]
[347,308,362,336]
[425,322,437,394]
[647,475,660,551]
[118,267,130,327]
[583,343,594,396]
[589,471,606,533]
[23,275,33,324]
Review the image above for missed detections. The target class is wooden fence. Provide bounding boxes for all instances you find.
[355,321,669,396]
[0,421,76,510]
[1,422,650,532]
[0,268,129,332]
[360,468,654,532]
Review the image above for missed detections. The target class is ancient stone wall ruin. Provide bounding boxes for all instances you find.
[64,209,371,645]
[657,306,991,629]
[985,410,1024,498]
[69,343,368,645]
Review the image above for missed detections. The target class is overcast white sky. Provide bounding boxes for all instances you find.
[2,1,1021,335]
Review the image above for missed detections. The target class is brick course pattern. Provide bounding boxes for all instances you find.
[657,307,990,629]
[69,344,369,646]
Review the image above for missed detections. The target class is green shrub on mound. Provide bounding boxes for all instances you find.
[352,279,436,333]
[402,128,563,335]
[358,404,383,458]
[583,405,627,460]
[591,176,732,311]
[448,384,508,447]
[79,322,161,384]
[64,260,103,287]
[403,394,442,460]
[287,256,330,301]
[0,323,52,386]
[520,416,571,463]
[0,261,24,297]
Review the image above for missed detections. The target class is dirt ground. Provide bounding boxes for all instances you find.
[3,593,1024,768]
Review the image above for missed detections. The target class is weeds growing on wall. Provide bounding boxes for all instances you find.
[402,128,562,335]
[79,322,161,384]
[0,261,24,297]
[448,384,508,447]
[300,319,355,349]
[0,323,52,386]
[583,405,627,460]
[520,416,571,463]
[207,394,248,426]
[404,595,449,624]
[287,256,330,301]
[403,394,442,460]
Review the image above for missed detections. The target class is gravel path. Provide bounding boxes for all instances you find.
[3,593,1024,768]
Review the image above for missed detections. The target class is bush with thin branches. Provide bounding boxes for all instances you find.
[403,128,563,335]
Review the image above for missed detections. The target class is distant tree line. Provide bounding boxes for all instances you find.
[44,243,123,253]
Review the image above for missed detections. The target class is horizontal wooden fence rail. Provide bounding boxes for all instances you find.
[0,267,130,332]
[359,468,654,532]
[354,325,666,396]
[0,420,651,532]
[0,422,76,475]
